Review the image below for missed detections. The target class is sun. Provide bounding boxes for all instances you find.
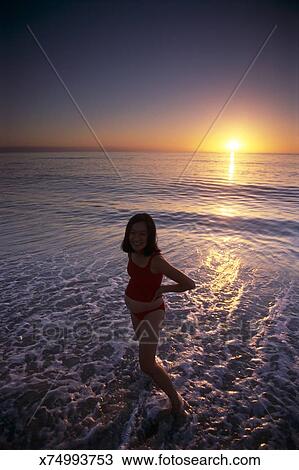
[226,139,241,152]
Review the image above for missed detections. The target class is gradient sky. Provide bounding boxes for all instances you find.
[1,0,299,153]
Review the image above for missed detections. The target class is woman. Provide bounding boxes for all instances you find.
[121,213,196,415]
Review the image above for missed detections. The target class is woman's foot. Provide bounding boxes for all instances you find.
[170,393,187,416]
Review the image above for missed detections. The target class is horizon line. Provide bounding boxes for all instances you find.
[0,146,298,156]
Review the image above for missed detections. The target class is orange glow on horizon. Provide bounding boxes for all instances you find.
[2,108,298,154]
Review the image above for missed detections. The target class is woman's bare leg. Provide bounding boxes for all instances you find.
[131,310,182,408]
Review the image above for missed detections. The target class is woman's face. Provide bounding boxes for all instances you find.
[129,221,148,253]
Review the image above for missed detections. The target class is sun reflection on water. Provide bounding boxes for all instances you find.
[228,151,235,181]
[193,244,245,316]
[205,247,240,293]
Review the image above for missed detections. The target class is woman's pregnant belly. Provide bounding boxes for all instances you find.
[125,294,163,314]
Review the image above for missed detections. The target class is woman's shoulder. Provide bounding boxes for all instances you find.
[151,250,164,259]
[151,251,165,269]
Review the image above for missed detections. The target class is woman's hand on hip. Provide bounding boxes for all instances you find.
[152,286,164,301]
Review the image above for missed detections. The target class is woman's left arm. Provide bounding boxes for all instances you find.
[153,255,196,299]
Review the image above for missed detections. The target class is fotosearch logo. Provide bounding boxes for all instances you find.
[18,313,258,350]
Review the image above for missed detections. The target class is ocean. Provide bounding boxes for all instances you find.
[0,151,298,449]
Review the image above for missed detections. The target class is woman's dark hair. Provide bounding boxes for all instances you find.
[121,213,161,256]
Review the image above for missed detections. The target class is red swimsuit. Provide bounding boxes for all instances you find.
[125,251,165,319]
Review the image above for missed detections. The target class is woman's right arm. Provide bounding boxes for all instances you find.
[154,255,196,293]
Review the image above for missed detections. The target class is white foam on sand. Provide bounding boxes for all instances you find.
[1,248,298,449]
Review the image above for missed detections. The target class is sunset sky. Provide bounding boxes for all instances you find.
[1,0,299,153]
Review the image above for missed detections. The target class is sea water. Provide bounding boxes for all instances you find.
[0,151,298,449]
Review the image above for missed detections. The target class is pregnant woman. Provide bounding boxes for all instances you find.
[121,213,196,415]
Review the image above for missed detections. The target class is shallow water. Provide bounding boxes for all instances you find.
[0,151,298,449]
